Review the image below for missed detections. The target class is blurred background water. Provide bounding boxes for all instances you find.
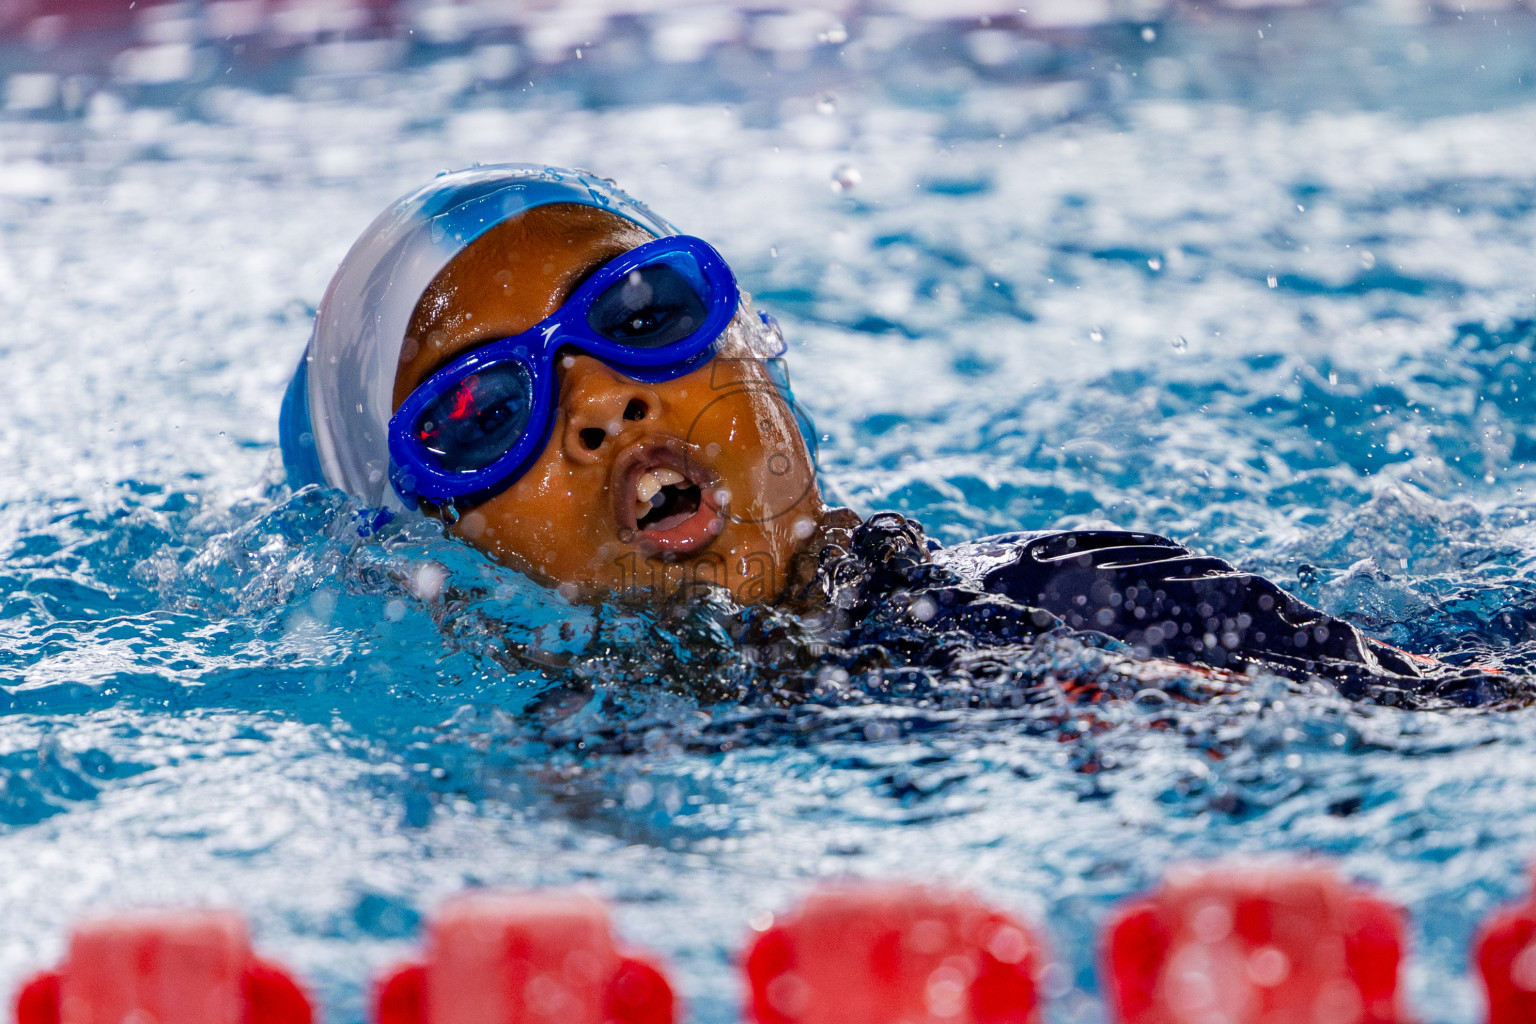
[6,0,1536,1020]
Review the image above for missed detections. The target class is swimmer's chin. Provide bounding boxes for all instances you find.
[462,538,733,606]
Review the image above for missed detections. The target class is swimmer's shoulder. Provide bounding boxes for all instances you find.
[932,528,1199,591]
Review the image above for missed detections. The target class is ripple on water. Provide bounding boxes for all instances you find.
[7,4,1536,1022]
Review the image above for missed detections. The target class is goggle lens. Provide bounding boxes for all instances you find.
[587,263,708,348]
[414,361,534,473]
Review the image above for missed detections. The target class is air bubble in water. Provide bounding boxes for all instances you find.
[1141,26,1156,42]
[1147,256,1162,271]
[1089,326,1105,342]
[816,91,837,115]
[411,562,448,602]
[831,164,861,193]
[1171,336,1188,352]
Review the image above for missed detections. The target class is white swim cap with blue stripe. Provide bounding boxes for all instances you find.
[280,164,679,510]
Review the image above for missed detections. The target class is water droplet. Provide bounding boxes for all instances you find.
[1266,273,1278,288]
[831,164,861,193]
[1171,335,1188,352]
[1141,26,1156,42]
[815,91,837,115]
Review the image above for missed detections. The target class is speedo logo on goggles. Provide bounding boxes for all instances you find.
[388,234,738,510]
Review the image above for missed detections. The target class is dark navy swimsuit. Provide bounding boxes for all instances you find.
[933,529,1504,706]
[811,514,1510,708]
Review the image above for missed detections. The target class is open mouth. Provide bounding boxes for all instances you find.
[614,441,725,555]
[634,468,702,532]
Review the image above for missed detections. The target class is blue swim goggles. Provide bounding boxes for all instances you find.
[388,234,739,511]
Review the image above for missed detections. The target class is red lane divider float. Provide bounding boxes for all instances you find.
[18,867,1536,1024]
[1104,865,1409,1024]
[743,883,1045,1024]
[14,909,312,1024]
[1476,869,1536,1024]
[373,890,674,1024]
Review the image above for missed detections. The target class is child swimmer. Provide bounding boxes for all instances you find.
[281,165,1511,707]
[282,165,829,603]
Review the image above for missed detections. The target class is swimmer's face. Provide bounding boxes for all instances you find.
[393,204,825,603]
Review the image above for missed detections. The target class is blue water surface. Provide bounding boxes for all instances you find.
[5,2,1536,1021]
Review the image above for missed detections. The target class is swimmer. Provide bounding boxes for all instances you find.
[281,166,827,603]
[281,165,1509,706]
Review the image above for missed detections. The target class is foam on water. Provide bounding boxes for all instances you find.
[7,3,1536,1021]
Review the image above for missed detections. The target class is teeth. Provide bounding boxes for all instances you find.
[634,468,687,520]
[635,468,684,504]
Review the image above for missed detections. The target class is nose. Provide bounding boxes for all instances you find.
[558,354,661,464]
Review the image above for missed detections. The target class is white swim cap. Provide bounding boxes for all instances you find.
[279,165,677,509]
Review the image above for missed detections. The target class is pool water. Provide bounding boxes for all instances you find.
[5,1,1536,1020]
